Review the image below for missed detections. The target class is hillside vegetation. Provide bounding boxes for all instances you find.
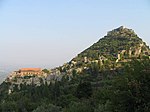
[0,26,150,112]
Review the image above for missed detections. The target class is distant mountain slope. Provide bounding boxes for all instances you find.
[0,72,7,84]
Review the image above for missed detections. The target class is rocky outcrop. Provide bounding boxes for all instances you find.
[107,26,137,38]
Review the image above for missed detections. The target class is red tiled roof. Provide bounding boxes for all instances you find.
[19,68,41,72]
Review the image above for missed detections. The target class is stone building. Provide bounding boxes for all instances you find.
[18,68,44,77]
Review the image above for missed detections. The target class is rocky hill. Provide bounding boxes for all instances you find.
[5,26,150,86]
[79,26,149,60]
[1,26,150,112]
[57,26,150,75]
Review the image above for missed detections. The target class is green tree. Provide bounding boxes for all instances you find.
[65,101,93,112]
[32,104,62,112]
[42,69,50,74]
[89,62,99,76]
[76,81,93,99]
[109,60,150,112]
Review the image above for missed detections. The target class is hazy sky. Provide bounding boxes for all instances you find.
[0,0,150,70]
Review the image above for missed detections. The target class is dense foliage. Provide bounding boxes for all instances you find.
[0,60,150,112]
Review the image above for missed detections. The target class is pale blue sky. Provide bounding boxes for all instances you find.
[0,0,150,70]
